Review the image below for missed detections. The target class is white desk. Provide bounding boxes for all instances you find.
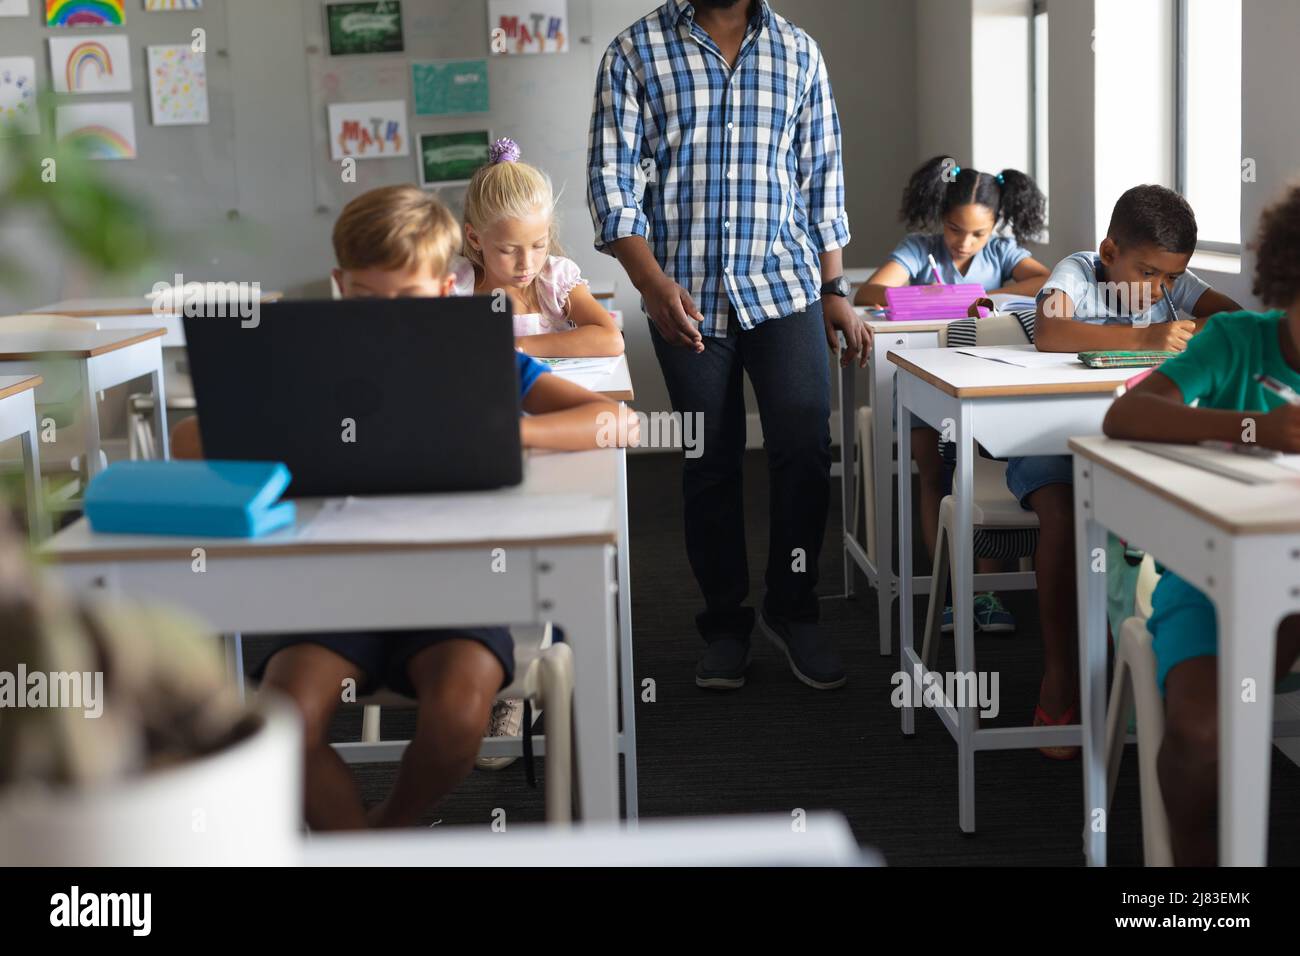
[543,355,637,821]
[26,294,282,349]
[303,812,877,866]
[838,312,951,654]
[1071,436,1300,866]
[41,448,626,822]
[0,375,46,541]
[0,328,170,473]
[890,346,1133,832]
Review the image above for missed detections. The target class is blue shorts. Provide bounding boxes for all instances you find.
[1146,572,1218,695]
[1005,454,1074,508]
[253,628,515,697]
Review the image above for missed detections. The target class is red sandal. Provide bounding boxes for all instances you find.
[1033,702,1080,760]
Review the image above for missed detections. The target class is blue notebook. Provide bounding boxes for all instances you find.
[85,460,297,538]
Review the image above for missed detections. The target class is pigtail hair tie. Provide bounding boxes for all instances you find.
[996,172,1005,184]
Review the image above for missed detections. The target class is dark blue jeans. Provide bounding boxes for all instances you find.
[650,300,831,643]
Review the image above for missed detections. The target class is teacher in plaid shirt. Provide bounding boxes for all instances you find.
[587,0,870,692]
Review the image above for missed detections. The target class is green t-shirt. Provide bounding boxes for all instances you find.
[1158,309,1300,412]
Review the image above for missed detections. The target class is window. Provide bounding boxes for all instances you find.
[1177,0,1242,251]
[1031,0,1048,225]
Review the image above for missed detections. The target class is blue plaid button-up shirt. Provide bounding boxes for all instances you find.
[587,0,850,337]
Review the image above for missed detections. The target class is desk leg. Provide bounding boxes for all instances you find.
[897,402,914,736]
[543,543,619,822]
[150,360,170,460]
[839,361,855,599]
[79,362,103,480]
[951,403,976,834]
[1217,557,1276,866]
[18,403,47,543]
[616,447,638,826]
[873,350,895,656]
[1074,459,1108,866]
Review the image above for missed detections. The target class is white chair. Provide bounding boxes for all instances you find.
[334,624,578,824]
[1103,557,1300,865]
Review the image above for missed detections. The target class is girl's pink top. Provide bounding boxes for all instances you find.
[451,255,588,337]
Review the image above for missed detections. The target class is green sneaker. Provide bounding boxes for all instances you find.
[973,593,1015,634]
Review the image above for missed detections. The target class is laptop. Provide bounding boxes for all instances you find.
[183,297,524,497]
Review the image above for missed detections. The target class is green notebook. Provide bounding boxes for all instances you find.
[1077,350,1176,369]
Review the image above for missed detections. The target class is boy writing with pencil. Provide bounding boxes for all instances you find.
[1103,182,1300,864]
[1007,185,1242,755]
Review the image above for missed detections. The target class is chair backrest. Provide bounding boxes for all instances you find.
[0,314,100,332]
[1134,554,1160,621]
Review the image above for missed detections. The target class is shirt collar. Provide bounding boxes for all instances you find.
[671,1,770,30]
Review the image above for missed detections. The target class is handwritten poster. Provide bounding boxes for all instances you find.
[418,130,490,187]
[411,59,489,116]
[328,99,410,160]
[326,1,403,56]
[488,0,567,55]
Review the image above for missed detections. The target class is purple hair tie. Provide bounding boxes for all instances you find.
[489,138,521,164]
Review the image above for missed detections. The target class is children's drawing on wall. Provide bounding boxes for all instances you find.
[56,101,137,160]
[488,0,567,55]
[148,45,209,126]
[144,0,203,9]
[326,1,404,56]
[0,1,31,18]
[328,100,410,161]
[45,0,124,27]
[0,57,39,135]
[49,35,132,94]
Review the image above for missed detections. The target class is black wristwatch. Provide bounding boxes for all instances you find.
[820,275,851,298]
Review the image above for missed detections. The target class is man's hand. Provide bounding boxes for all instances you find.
[822,294,871,368]
[1257,404,1300,453]
[644,275,705,353]
[1139,320,1196,352]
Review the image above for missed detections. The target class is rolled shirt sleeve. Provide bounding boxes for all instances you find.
[794,38,850,254]
[587,41,651,255]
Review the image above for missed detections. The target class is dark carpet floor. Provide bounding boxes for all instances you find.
[245,450,1300,865]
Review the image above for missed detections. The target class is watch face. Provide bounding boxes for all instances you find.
[824,277,849,296]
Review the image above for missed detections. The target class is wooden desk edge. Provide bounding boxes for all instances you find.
[43,531,619,564]
[1069,437,1300,536]
[0,375,43,400]
[888,351,1129,398]
[0,327,167,360]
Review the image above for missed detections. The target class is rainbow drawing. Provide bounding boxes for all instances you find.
[56,102,137,161]
[45,0,125,27]
[62,123,134,158]
[66,41,111,90]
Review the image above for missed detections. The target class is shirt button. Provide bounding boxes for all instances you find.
[724,267,731,274]
[727,170,734,178]
[723,220,730,229]
[727,122,734,129]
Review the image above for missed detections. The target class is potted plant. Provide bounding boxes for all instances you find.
[0,120,302,866]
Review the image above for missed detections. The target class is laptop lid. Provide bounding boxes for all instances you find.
[183,297,523,496]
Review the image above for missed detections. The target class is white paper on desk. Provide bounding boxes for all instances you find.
[539,357,619,373]
[300,493,613,543]
[1270,455,1300,475]
[955,346,1085,369]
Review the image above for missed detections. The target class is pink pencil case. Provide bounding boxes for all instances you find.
[884,283,989,321]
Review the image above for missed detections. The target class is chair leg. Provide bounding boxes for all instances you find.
[1123,620,1173,867]
[921,505,950,672]
[538,643,574,824]
[1104,641,1134,815]
[361,705,382,744]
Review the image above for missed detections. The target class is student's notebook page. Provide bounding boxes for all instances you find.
[299,492,613,544]
[954,346,1086,369]
[541,356,623,390]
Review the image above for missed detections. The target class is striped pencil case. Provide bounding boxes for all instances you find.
[1077,350,1176,369]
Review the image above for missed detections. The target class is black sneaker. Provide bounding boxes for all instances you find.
[695,637,751,690]
[757,609,846,690]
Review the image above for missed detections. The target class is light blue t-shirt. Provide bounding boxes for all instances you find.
[1037,251,1210,326]
[888,233,1032,289]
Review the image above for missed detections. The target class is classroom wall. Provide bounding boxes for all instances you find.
[3,0,919,431]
